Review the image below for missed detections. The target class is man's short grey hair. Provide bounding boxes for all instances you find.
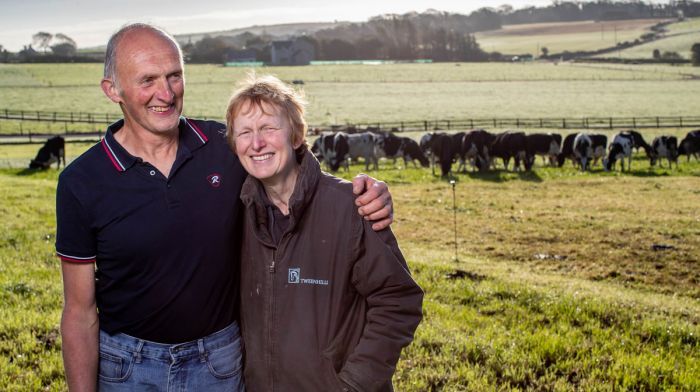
[103,23,183,88]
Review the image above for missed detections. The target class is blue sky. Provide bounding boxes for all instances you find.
[0,0,560,51]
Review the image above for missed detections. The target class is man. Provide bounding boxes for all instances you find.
[56,23,393,391]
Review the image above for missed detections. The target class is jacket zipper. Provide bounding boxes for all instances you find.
[268,247,276,391]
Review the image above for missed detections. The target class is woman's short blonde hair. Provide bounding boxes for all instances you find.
[226,74,308,153]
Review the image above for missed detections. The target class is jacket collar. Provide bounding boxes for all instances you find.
[240,148,321,244]
[101,117,208,172]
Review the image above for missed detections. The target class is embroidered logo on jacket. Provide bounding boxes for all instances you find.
[207,173,222,188]
[288,268,329,286]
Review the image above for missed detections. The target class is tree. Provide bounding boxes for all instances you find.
[692,43,700,66]
[541,46,549,58]
[653,48,661,59]
[32,32,53,53]
[51,33,77,56]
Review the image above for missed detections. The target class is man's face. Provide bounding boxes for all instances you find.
[109,30,185,136]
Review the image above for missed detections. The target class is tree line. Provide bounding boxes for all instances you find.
[2,1,700,64]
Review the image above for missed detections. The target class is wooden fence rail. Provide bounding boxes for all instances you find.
[1,108,700,134]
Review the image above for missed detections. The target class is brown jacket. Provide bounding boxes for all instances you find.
[238,150,423,392]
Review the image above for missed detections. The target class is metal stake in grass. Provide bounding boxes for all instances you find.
[450,178,458,263]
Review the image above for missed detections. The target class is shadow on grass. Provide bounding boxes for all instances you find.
[14,168,56,177]
[456,169,544,183]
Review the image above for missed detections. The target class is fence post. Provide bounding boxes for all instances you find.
[633,117,636,128]
[28,129,32,143]
[493,119,497,128]
[70,112,73,123]
[656,117,659,128]
[469,119,473,128]
[21,110,24,120]
[562,118,566,128]
[609,117,613,129]
[424,121,428,132]
[401,122,404,132]
[20,122,23,136]
[447,120,451,130]
[680,117,683,128]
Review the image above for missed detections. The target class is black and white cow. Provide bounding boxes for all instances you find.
[320,132,350,172]
[311,132,332,163]
[346,132,381,170]
[525,133,562,167]
[450,132,467,172]
[573,133,593,171]
[461,129,496,172]
[678,130,700,162]
[589,134,608,167]
[429,133,455,177]
[557,132,579,167]
[650,136,679,169]
[490,131,530,171]
[30,136,66,170]
[603,132,634,171]
[619,129,652,158]
[398,137,429,168]
[374,132,404,165]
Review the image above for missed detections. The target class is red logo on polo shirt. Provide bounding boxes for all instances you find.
[207,173,222,188]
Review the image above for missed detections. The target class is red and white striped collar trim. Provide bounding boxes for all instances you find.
[56,251,96,263]
[101,118,209,173]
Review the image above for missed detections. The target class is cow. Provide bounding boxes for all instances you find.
[461,129,496,172]
[591,134,608,167]
[649,136,679,169]
[311,132,332,163]
[491,131,530,171]
[525,133,562,167]
[374,132,404,165]
[319,132,350,172]
[398,137,429,168]
[346,132,381,170]
[557,132,579,167]
[603,132,635,172]
[678,130,700,162]
[449,132,467,172]
[30,136,66,170]
[573,133,593,171]
[429,133,455,177]
[619,129,652,158]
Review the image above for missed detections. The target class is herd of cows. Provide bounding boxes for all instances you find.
[24,129,700,175]
[311,128,700,177]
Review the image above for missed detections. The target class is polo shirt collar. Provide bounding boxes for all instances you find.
[101,117,209,173]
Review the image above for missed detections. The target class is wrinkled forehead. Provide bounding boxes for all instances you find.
[117,29,183,65]
[237,98,284,118]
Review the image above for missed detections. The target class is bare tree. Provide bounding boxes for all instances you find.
[32,32,53,53]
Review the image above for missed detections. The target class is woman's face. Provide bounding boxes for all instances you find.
[232,101,301,185]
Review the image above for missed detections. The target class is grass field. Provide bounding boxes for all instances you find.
[474,19,669,57]
[1,153,699,390]
[595,18,700,60]
[1,61,699,134]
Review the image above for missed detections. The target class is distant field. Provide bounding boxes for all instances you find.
[1,62,699,134]
[597,18,700,59]
[475,19,668,56]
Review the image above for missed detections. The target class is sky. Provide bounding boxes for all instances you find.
[0,0,557,51]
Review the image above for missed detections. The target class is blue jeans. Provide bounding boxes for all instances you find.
[98,322,245,391]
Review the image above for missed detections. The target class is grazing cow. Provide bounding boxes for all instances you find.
[450,132,467,172]
[587,134,608,167]
[678,130,700,162]
[619,129,652,158]
[525,133,562,167]
[430,133,455,177]
[320,132,350,172]
[398,137,429,168]
[603,132,634,171]
[573,133,593,171]
[30,136,66,170]
[557,132,579,167]
[649,136,679,168]
[374,132,404,165]
[491,131,530,171]
[346,132,380,170]
[461,129,496,172]
[311,133,331,163]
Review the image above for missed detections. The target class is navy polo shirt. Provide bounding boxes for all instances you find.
[56,117,248,343]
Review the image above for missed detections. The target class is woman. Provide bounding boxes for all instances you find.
[226,74,423,392]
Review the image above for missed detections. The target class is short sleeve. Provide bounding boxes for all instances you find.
[55,176,96,263]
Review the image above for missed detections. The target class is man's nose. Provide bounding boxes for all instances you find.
[155,78,175,102]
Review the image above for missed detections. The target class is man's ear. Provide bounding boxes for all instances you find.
[101,78,121,104]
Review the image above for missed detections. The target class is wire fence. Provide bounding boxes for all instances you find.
[1,108,699,143]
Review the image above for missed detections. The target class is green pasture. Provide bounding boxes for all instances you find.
[474,20,663,57]
[1,152,699,390]
[596,29,700,60]
[1,61,699,134]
